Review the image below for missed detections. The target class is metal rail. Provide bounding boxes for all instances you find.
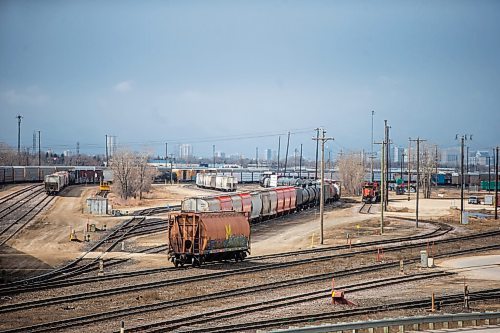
[359,202,372,214]
[125,271,455,333]
[0,263,442,332]
[1,236,499,316]
[0,184,42,206]
[0,188,45,218]
[181,289,500,333]
[271,312,500,333]
[0,195,55,246]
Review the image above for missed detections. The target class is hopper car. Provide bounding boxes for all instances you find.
[168,211,250,267]
[181,181,340,223]
[44,171,69,195]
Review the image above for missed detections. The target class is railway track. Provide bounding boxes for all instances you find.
[0,216,149,288]
[0,186,55,246]
[0,220,493,297]
[0,262,450,333]
[0,219,445,295]
[128,270,455,333]
[0,188,45,219]
[0,184,42,206]
[180,289,500,333]
[1,229,499,315]
[359,202,372,214]
[3,238,500,333]
[132,205,181,216]
[0,195,56,246]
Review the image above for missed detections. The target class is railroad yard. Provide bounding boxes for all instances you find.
[0,182,499,333]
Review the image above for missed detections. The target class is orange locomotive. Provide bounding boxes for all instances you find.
[362,181,381,203]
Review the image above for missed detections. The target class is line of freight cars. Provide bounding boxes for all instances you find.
[171,181,340,267]
[181,181,341,223]
[195,173,238,191]
[0,166,106,185]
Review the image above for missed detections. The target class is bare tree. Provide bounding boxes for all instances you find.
[111,150,156,200]
[420,143,438,199]
[111,150,135,200]
[336,153,365,196]
[0,143,18,165]
[132,153,158,200]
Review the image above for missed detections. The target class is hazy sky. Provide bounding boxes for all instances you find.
[1,0,499,159]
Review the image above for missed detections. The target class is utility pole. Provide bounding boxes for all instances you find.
[105,134,109,166]
[384,120,389,209]
[456,134,471,224]
[314,128,320,180]
[284,131,290,175]
[32,131,36,157]
[466,146,469,174]
[410,137,426,228]
[435,145,438,187]
[38,131,41,167]
[213,144,216,169]
[169,154,175,184]
[381,142,385,234]
[277,136,281,174]
[299,144,303,178]
[401,152,405,182]
[16,115,23,164]
[407,139,411,201]
[371,110,375,182]
[312,129,334,245]
[256,147,259,169]
[76,141,80,166]
[165,143,168,165]
[495,146,499,220]
[374,140,386,234]
[38,131,41,181]
[488,156,491,193]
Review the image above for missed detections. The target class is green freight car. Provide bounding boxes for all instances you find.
[481,181,500,191]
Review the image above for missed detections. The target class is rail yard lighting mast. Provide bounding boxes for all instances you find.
[312,129,333,245]
[495,146,499,220]
[371,110,375,182]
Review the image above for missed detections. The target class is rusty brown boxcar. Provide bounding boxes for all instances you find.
[168,211,250,267]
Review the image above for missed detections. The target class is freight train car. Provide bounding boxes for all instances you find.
[168,211,250,267]
[181,182,340,223]
[196,173,237,191]
[44,171,69,195]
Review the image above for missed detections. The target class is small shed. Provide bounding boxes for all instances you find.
[86,197,109,215]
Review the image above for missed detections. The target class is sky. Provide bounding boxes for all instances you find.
[1,0,499,159]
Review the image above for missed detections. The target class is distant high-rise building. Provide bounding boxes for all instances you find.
[392,146,404,163]
[179,144,193,159]
[266,149,272,161]
[475,151,489,166]
[106,135,117,157]
[440,147,459,165]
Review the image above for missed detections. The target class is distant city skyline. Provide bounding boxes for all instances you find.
[1,1,499,159]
